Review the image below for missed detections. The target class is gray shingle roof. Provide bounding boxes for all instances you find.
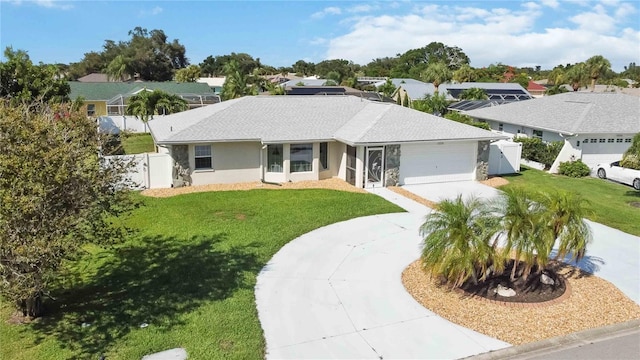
[148,96,505,145]
[464,92,640,134]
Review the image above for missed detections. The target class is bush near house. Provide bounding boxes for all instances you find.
[620,133,640,170]
[514,137,563,168]
[444,112,491,130]
[558,160,591,178]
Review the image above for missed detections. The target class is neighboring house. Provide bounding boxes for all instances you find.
[372,78,451,106]
[283,86,394,102]
[447,82,533,111]
[280,79,328,87]
[198,77,226,94]
[445,82,533,101]
[147,96,506,188]
[77,73,123,82]
[527,80,547,97]
[69,81,219,117]
[464,92,640,172]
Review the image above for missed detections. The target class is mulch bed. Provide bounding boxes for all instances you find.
[458,260,566,304]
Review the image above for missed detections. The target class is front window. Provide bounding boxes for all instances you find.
[194,145,212,169]
[532,130,543,139]
[87,104,96,117]
[267,144,283,173]
[290,143,312,172]
[319,142,328,170]
[498,123,504,131]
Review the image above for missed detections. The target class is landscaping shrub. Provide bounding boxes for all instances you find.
[558,160,591,178]
[514,137,563,168]
[620,133,640,170]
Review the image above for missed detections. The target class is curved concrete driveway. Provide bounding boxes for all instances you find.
[256,198,509,359]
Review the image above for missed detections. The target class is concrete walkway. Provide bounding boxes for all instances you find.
[399,181,640,305]
[255,188,509,359]
[255,180,640,359]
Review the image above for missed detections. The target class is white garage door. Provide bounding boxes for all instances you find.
[581,138,630,168]
[400,142,476,184]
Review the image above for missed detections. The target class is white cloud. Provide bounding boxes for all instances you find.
[5,0,73,9]
[311,6,341,19]
[615,2,637,19]
[139,6,163,17]
[569,10,616,33]
[323,4,638,71]
[348,4,378,13]
[541,0,559,8]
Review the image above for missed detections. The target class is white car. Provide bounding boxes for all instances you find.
[595,161,640,190]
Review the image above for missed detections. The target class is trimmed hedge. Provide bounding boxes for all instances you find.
[558,160,591,178]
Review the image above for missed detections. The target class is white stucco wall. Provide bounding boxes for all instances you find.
[190,142,262,185]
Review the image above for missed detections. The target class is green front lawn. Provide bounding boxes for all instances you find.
[0,189,402,360]
[500,167,640,236]
[121,133,155,154]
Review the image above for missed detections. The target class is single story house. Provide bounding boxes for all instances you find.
[147,96,506,188]
[464,92,640,172]
[69,81,219,117]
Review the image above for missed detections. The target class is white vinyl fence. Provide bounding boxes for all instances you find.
[105,153,173,189]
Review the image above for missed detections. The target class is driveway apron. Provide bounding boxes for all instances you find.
[255,187,509,359]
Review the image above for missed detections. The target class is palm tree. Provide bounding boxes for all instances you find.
[565,63,587,91]
[420,196,502,287]
[126,89,188,122]
[453,64,477,83]
[541,190,592,263]
[105,55,130,82]
[414,92,449,116]
[585,55,612,92]
[495,187,549,281]
[421,62,452,92]
[221,60,255,100]
[547,66,565,86]
[155,93,188,115]
[458,87,488,100]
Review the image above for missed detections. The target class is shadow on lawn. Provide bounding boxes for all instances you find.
[30,234,262,358]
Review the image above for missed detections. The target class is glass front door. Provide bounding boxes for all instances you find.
[365,147,384,188]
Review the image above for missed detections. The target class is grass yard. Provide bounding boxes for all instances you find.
[0,189,402,359]
[121,132,155,154]
[500,167,640,236]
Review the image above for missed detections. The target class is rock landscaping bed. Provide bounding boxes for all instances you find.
[402,260,640,345]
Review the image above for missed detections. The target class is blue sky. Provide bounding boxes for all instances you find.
[1,0,638,71]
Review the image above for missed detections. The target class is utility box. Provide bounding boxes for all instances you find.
[489,140,522,175]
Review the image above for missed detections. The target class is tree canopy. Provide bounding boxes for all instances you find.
[69,27,188,81]
[0,101,135,318]
[0,47,70,105]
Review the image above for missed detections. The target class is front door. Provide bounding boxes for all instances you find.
[365,147,384,188]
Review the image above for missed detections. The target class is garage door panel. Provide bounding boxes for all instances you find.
[400,143,476,185]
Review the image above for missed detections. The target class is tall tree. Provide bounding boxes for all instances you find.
[547,66,566,86]
[565,63,587,91]
[291,60,316,77]
[220,60,256,100]
[174,65,202,82]
[585,55,612,92]
[391,42,469,78]
[200,53,261,77]
[421,61,452,92]
[0,101,135,318]
[0,47,70,105]
[105,54,130,82]
[453,64,477,83]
